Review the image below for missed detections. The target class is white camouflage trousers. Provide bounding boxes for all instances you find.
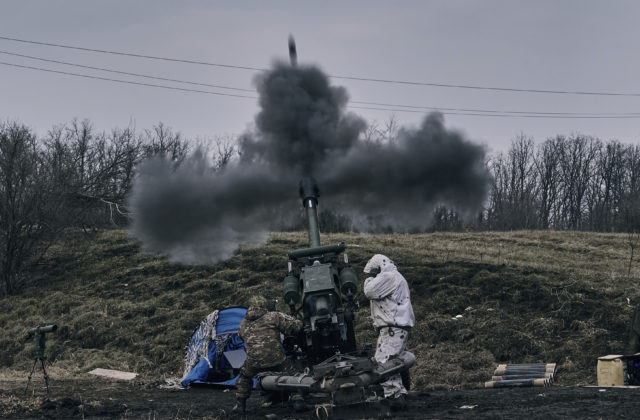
[374,326,409,398]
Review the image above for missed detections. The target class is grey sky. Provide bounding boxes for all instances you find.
[1,1,640,152]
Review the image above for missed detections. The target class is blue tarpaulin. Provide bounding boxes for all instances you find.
[181,307,248,387]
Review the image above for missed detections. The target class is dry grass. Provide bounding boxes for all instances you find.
[1,229,638,390]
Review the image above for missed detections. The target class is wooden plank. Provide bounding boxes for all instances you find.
[88,368,137,380]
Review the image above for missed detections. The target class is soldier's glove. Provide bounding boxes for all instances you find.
[367,267,381,277]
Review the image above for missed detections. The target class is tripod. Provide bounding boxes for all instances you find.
[25,356,50,394]
[24,325,57,395]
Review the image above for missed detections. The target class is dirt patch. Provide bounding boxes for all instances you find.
[2,378,640,419]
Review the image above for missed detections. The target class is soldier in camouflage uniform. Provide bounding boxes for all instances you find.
[232,296,303,414]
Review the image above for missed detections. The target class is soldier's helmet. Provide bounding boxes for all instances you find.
[363,254,392,275]
[266,298,278,312]
[248,295,268,308]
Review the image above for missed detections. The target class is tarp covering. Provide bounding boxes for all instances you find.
[181,307,247,387]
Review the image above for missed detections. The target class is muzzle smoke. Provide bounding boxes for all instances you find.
[128,61,490,264]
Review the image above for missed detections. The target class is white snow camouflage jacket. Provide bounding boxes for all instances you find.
[363,256,415,329]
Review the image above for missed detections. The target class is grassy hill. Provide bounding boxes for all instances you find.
[1,229,638,389]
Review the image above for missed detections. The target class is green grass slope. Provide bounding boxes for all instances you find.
[1,230,638,389]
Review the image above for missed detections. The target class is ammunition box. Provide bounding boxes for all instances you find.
[597,353,640,386]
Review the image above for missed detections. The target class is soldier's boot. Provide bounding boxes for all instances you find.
[401,369,411,391]
[261,391,287,408]
[389,394,406,411]
[232,398,247,414]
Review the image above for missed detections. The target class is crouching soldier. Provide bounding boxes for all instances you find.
[232,295,303,414]
[363,254,415,409]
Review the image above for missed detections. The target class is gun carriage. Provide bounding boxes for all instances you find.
[258,177,415,405]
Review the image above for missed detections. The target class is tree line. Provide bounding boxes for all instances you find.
[0,119,233,295]
[430,134,640,233]
[2,119,640,294]
[482,134,640,232]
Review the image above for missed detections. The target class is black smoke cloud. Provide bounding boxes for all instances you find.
[128,150,291,264]
[319,113,489,230]
[128,61,490,264]
[239,62,366,175]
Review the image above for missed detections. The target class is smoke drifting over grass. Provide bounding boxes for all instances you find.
[129,61,490,264]
[128,150,291,264]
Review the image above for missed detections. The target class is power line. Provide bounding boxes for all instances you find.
[4,60,640,119]
[0,61,257,99]
[0,35,264,71]
[0,49,255,92]
[333,75,640,97]
[350,105,640,119]
[8,48,639,117]
[3,34,640,98]
[350,100,640,117]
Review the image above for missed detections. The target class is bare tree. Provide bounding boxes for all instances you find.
[381,115,399,144]
[211,134,238,170]
[506,134,538,229]
[587,141,626,231]
[360,116,399,145]
[535,136,562,229]
[0,122,61,294]
[485,135,537,230]
[486,152,508,229]
[38,120,148,230]
[141,122,189,162]
[557,135,600,229]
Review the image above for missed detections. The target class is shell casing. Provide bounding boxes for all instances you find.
[484,378,549,388]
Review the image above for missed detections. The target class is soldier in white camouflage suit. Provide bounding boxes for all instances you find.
[363,254,415,408]
[232,296,303,414]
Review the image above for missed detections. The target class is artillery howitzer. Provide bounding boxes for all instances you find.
[283,177,359,364]
[258,177,415,405]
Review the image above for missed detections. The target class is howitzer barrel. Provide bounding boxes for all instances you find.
[299,177,321,248]
[259,351,416,393]
[288,34,297,67]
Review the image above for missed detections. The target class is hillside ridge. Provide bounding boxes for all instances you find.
[1,229,638,389]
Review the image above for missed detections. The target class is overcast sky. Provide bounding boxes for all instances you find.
[2,1,640,152]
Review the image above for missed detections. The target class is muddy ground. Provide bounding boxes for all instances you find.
[2,377,640,419]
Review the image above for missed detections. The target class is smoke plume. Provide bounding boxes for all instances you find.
[319,112,489,230]
[128,61,490,264]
